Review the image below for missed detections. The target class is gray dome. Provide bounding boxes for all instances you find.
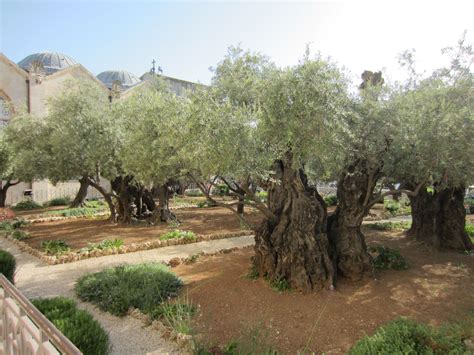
[18,52,78,74]
[96,70,141,90]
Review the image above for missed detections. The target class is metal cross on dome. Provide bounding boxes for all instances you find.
[150,59,163,75]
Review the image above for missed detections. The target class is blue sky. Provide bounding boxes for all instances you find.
[1,1,473,86]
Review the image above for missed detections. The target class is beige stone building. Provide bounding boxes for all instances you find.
[0,51,197,206]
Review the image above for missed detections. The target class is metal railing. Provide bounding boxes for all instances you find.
[0,274,82,355]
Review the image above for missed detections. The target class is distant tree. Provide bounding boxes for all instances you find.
[385,36,474,250]
[9,80,123,220]
[119,84,190,223]
[0,130,19,207]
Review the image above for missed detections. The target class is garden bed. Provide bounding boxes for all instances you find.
[10,207,262,264]
[172,226,474,353]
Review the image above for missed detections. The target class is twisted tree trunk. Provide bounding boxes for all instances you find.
[408,185,472,251]
[87,177,118,223]
[153,182,175,223]
[0,180,19,208]
[253,153,334,291]
[328,160,375,281]
[70,177,89,208]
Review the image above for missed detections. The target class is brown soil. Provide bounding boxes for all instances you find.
[24,207,263,250]
[174,227,474,354]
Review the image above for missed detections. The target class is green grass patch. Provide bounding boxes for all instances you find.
[32,297,110,355]
[349,316,472,354]
[369,246,409,270]
[41,240,71,255]
[369,221,411,231]
[160,229,197,241]
[75,263,183,316]
[11,229,31,241]
[44,200,108,218]
[80,238,124,253]
[151,296,196,334]
[0,249,16,283]
[466,223,473,240]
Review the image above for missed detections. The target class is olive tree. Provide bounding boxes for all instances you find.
[385,38,473,251]
[0,129,19,207]
[119,84,190,223]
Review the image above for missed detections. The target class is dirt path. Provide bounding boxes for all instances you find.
[0,235,254,355]
[172,227,473,354]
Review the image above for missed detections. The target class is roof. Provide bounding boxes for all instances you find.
[96,70,141,90]
[18,52,78,74]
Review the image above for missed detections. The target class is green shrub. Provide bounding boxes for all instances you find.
[270,277,291,292]
[349,318,467,354]
[46,197,71,206]
[41,240,71,255]
[465,223,474,238]
[369,246,409,270]
[80,238,124,252]
[32,297,110,355]
[246,265,259,280]
[324,194,338,206]
[11,230,31,241]
[11,218,30,229]
[0,221,14,236]
[12,200,42,211]
[465,198,474,213]
[185,188,204,197]
[214,184,230,196]
[160,230,197,241]
[257,191,268,203]
[197,200,213,208]
[150,298,196,334]
[369,221,411,231]
[75,263,183,316]
[0,249,16,283]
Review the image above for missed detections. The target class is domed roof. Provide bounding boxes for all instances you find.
[18,52,78,74]
[96,70,141,90]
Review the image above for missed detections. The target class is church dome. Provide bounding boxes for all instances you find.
[18,52,78,74]
[96,70,141,90]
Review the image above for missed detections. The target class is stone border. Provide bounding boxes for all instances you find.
[3,231,254,265]
[25,205,213,224]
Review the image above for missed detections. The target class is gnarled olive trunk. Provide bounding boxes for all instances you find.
[87,177,118,223]
[408,185,472,251]
[253,153,334,291]
[153,182,175,223]
[328,161,375,281]
[0,187,7,208]
[0,180,19,208]
[70,177,89,208]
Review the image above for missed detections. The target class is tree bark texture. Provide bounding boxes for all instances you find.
[253,153,335,291]
[408,185,472,251]
[153,182,175,223]
[328,160,375,281]
[87,177,118,223]
[70,177,89,208]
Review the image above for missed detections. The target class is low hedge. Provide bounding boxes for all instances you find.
[75,263,183,316]
[32,297,110,355]
[0,249,16,283]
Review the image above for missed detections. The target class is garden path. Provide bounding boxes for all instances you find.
[0,235,254,355]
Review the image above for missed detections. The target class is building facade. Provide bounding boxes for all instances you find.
[0,51,198,206]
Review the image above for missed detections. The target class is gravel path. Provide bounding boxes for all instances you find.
[0,235,254,355]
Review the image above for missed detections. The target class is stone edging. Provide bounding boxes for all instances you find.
[3,231,254,265]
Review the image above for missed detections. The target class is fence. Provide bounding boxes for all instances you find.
[0,274,81,355]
